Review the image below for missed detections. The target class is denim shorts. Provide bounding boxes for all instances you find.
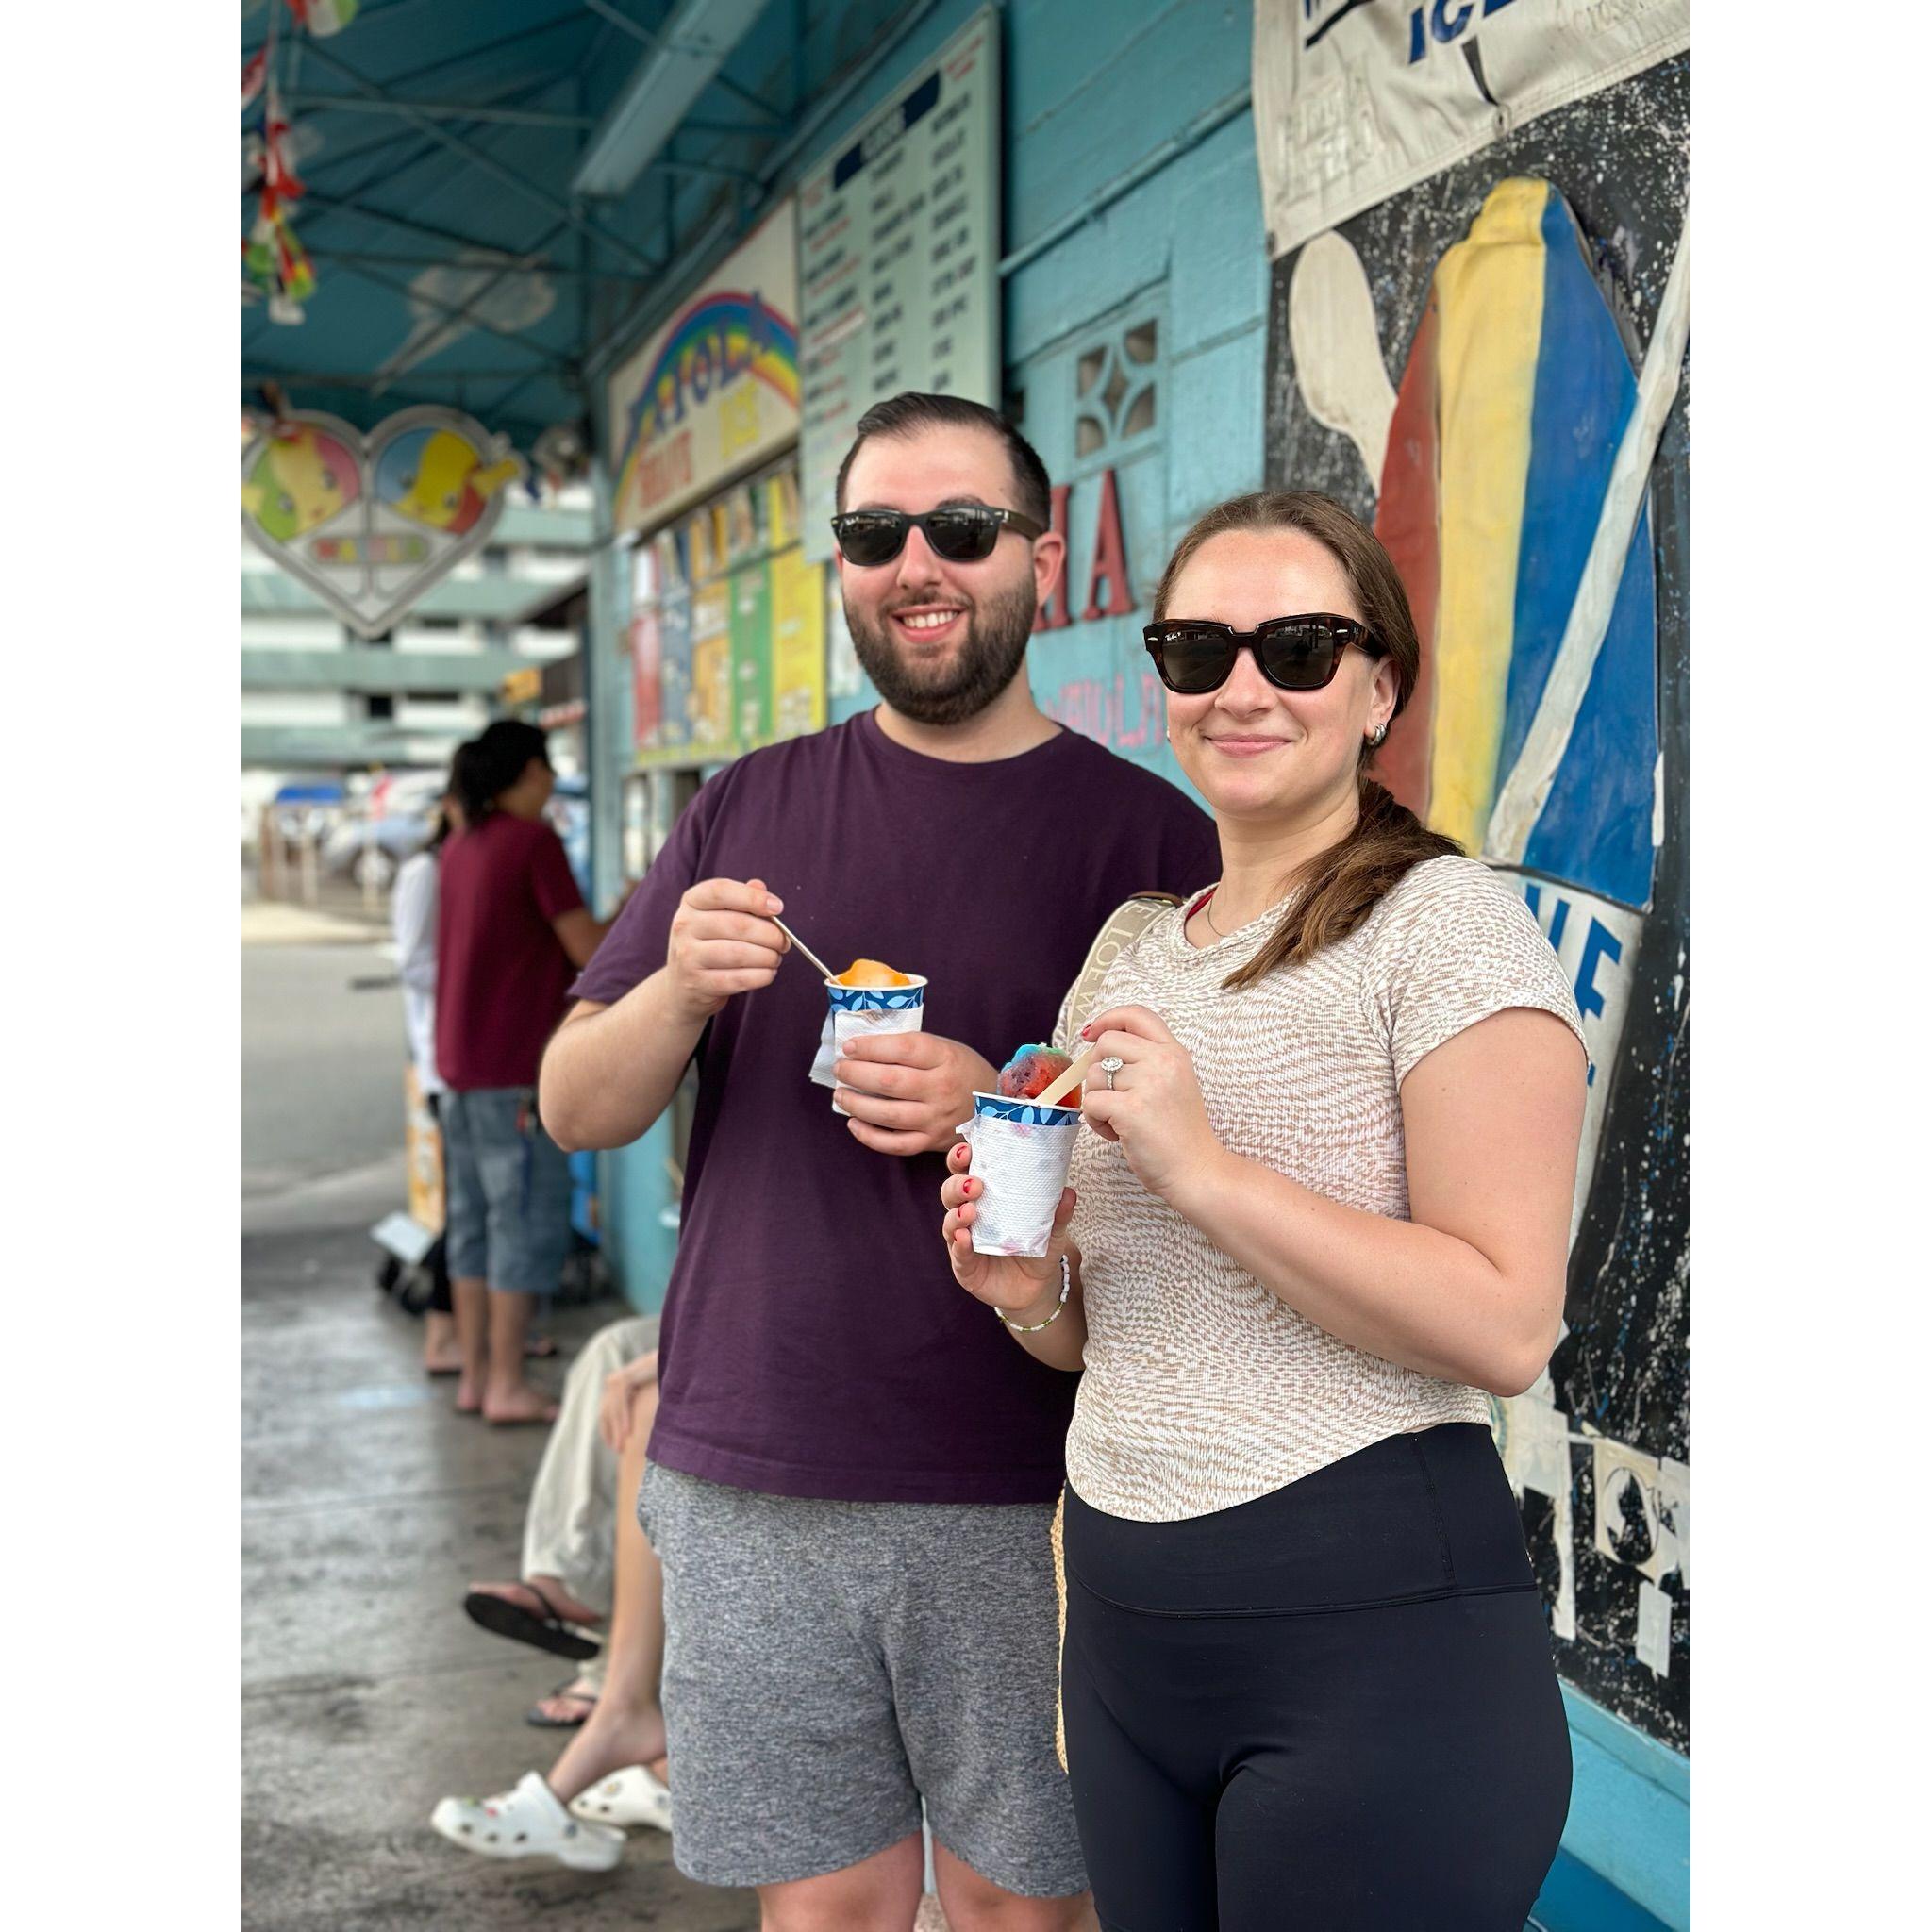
[440,1086,573,1296]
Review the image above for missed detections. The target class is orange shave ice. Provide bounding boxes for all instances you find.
[833,958,913,988]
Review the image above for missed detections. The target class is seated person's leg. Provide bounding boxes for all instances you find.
[465,1323,657,1646]
[432,1373,674,1864]
[546,1373,668,1794]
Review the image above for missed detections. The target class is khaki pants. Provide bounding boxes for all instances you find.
[521,1314,657,1687]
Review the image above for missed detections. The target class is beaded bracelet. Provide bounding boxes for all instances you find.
[999,1254,1072,1333]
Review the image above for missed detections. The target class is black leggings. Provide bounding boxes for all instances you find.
[1060,1424,1571,1931]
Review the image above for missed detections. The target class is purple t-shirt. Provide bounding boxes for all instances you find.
[572,712,1220,1503]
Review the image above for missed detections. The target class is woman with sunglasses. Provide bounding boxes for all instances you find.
[941,491,1588,1930]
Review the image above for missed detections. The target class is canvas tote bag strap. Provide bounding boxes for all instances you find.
[1063,892,1182,1042]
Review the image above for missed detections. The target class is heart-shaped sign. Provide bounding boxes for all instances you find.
[241,406,525,639]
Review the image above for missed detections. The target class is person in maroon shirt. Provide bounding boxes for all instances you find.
[540,397,1219,1925]
[438,721,613,1424]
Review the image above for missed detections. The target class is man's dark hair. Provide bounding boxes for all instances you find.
[834,392,1051,529]
[457,719,549,824]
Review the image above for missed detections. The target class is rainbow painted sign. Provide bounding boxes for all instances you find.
[608,203,801,536]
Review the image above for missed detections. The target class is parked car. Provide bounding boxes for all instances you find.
[323,812,433,891]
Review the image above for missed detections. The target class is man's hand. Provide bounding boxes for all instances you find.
[598,1349,659,1455]
[834,1033,997,1157]
[665,877,789,1025]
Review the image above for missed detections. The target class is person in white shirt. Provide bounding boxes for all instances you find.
[391,777,462,1374]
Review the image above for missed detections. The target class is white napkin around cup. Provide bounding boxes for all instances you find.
[809,975,927,1115]
[956,1091,1081,1257]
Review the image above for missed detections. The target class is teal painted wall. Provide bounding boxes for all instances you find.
[828,0,1266,806]
[586,8,1688,1925]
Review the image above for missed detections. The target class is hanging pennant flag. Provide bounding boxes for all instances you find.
[244,205,315,324]
[287,0,360,36]
[242,46,268,109]
[246,76,315,323]
[260,85,306,209]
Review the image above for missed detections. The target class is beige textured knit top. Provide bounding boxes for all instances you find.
[1056,855,1586,1523]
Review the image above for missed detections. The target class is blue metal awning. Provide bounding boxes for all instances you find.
[242,1,939,455]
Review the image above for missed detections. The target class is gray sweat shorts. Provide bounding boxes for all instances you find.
[640,1462,1087,1897]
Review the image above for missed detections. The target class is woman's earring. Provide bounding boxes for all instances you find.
[1366,721,1389,749]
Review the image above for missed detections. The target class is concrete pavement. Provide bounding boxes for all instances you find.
[242,936,758,1928]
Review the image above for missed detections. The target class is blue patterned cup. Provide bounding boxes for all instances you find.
[809,974,927,1114]
[954,1091,1082,1257]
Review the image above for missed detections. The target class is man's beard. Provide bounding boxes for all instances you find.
[846,578,1038,726]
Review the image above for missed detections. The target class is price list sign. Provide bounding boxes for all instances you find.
[797,7,1001,563]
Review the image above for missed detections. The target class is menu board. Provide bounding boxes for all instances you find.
[796,7,1001,562]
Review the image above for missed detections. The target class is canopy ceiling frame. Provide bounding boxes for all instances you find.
[242,1,948,450]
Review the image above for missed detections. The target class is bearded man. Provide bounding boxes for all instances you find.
[537,394,1218,1931]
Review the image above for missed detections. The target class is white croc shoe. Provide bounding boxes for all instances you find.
[569,1764,674,1835]
[431,1771,625,1871]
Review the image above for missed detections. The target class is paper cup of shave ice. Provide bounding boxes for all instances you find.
[808,975,927,1114]
[955,1092,1082,1257]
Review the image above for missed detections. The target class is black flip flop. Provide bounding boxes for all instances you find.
[462,1581,601,1663]
[525,1680,597,1729]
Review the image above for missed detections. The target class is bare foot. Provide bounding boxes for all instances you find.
[422,1313,463,1375]
[484,1383,559,1426]
[469,1575,605,1630]
[429,1333,552,1376]
[549,1697,671,1804]
[528,1677,599,1725]
[455,1376,483,1415]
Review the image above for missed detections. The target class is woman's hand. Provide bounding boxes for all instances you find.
[941,1141,1080,1321]
[597,1348,659,1454]
[1077,1005,1229,1209]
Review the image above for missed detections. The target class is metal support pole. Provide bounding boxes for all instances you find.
[288,92,595,129]
[261,806,282,901]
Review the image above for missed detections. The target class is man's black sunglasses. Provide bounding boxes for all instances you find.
[1142,614,1381,695]
[830,505,1045,567]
